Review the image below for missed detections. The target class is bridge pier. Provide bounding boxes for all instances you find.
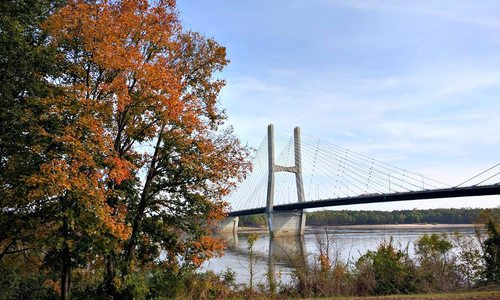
[266,124,306,237]
[268,210,306,237]
[219,216,239,235]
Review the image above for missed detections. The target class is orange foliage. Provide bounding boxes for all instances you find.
[37,0,251,272]
[106,156,134,185]
[187,235,225,268]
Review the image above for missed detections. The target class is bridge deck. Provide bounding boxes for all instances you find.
[228,184,500,217]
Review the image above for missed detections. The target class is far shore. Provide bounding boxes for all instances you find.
[312,223,479,230]
[237,223,479,234]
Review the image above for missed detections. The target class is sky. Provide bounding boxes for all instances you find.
[177,0,500,210]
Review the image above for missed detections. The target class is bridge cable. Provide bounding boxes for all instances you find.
[302,141,372,197]
[303,134,450,189]
[301,144,380,196]
[302,135,448,191]
[304,137,433,190]
[456,163,500,187]
[473,170,500,187]
[300,142,356,197]
[302,142,398,193]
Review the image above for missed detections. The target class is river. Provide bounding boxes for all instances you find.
[203,225,478,286]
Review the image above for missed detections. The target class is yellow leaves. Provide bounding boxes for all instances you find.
[319,253,331,273]
[28,159,71,199]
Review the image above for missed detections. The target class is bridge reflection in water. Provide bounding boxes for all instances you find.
[218,232,308,285]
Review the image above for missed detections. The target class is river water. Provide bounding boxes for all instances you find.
[203,226,477,286]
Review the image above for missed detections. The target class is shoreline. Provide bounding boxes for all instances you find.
[312,223,479,230]
[237,223,479,233]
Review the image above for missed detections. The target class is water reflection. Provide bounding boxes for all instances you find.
[220,232,239,250]
[267,236,307,288]
[205,227,476,285]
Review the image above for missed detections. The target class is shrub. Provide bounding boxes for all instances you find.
[354,237,417,295]
[414,233,459,292]
[286,230,354,298]
[452,232,484,288]
[0,263,58,300]
[483,220,500,283]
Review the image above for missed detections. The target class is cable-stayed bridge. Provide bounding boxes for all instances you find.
[220,125,500,237]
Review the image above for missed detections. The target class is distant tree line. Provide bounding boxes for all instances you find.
[239,214,267,227]
[238,208,500,227]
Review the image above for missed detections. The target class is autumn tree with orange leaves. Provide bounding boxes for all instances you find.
[1,0,250,299]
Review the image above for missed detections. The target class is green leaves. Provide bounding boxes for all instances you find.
[356,238,417,295]
[483,220,500,283]
[415,233,452,258]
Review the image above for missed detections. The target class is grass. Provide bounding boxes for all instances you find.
[303,289,500,300]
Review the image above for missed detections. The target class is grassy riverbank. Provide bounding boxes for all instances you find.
[326,289,500,299]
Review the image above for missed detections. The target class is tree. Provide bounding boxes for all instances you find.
[452,232,483,288]
[1,0,249,297]
[0,0,64,261]
[247,233,258,291]
[355,238,416,295]
[43,0,250,297]
[483,220,500,283]
[414,233,457,292]
[0,1,81,298]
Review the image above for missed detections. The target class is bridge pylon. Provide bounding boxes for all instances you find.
[266,124,306,237]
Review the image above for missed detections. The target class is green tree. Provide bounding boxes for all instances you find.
[0,0,64,260]
[355,238,416,295]
[414,233,456,292]
[247,233,258,291]
[453,232,483,288]
[0,1,74,298]
[483,220,500,283]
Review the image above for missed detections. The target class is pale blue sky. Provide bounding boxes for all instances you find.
[178,1,500,210]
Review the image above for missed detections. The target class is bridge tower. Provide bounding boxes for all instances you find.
[266,124,306,237]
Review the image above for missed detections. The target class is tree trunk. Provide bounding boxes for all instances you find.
[104,253,116,299]
[61,218,71,300]
[123,125,165,275]
[123,191,148,275]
